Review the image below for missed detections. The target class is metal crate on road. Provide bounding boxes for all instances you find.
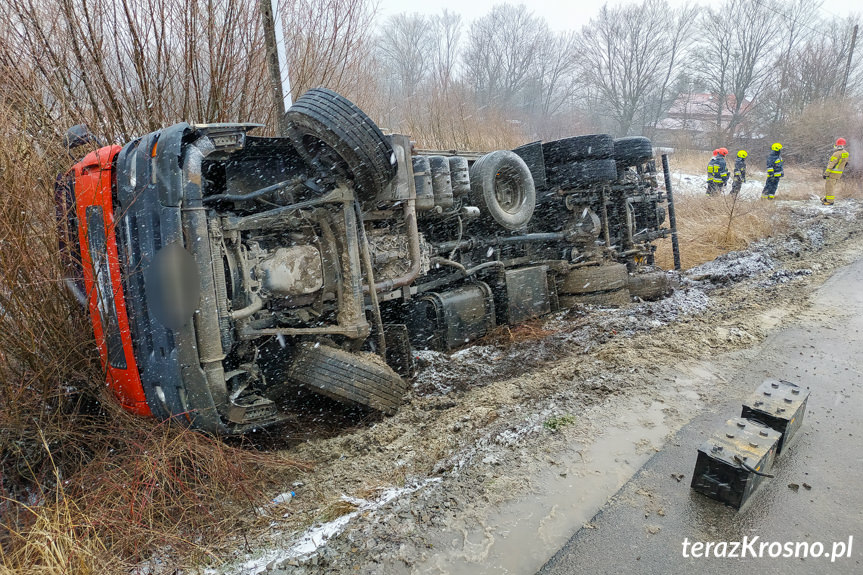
[741,380,809,454]
[691,417,781,509]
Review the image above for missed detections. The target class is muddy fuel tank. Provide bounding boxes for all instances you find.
[406,282,496,351]
[691,417,781,509]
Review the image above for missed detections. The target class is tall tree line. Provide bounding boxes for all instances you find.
[374,0,862,156]
[1,0,860,154]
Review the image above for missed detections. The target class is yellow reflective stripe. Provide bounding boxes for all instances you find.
[826,169,843,174]
[841,152,849,158]
[774,159,782,163]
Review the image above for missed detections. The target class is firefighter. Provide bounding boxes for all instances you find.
[822,138,850,206]
[707,149,721,196]
[707,148,729,196]
[731,150,747,196]
[761,142,783,199]
[717,147,730,191]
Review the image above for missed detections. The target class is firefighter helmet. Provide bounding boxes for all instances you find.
[836,137,847,146]
[712,149,718,156]
[771,142,783,151]
[737,150,748,158]
[718,147,728,156]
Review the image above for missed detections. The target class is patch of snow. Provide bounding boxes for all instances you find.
[687,250,776,284]
[217,479,441,575]
[670,172,764,200]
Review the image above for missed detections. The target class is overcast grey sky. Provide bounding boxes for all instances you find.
[373,0,857,33]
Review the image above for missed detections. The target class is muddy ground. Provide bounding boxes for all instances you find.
[201,198,862,575]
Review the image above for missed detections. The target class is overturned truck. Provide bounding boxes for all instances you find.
[57,89,672,434]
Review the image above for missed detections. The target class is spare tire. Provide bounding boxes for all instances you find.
[285,88,396,200]
[559,263,628,295]
[628,271,672,301]
[613,136,654,166]
[469,150,536,230]
[288,342,407,415]
[542,135,614,164]
[512,141,547,190]
[547,159,618,189]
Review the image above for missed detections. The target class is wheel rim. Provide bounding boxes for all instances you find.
[493,165,525,214]
[301,134,351,180]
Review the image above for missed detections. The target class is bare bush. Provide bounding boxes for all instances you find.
[281,0,377,108]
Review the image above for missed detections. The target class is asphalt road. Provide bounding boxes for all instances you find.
[539,257,863,575]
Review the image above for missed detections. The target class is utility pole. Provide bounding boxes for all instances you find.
[840,24,858,97]
[261,0,291,136]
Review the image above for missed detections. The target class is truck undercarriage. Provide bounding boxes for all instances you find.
[59,89,673,434]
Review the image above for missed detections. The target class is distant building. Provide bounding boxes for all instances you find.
[654,93,757,149]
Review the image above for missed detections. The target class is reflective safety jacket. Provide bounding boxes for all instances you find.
[824,146,849,179]
[734,157,746,181]
[708,156,729,183]
[766,150,783,178]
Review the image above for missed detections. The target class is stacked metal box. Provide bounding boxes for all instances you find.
[691,418,781,508]
[691,380,810,509]
[741,380,809,454]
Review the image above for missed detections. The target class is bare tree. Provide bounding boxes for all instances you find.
[645,2,700,137]
[767,0,821,123]
[531,31,580,118]
[576,0,678,135]
[376,13,434,99]
[462,4,547,108]
[431,10,462,95]
[774,16,863,115]
[693,0,778,141]
[281,0,376,105]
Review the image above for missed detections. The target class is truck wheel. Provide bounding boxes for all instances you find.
[546,159,618,188]
[542,134,614,164]
[285,88,396,200]
[613,136,654,166]
[288,342,407,415]
[559,288,631,308]
[559,263,628,295]
[628,271,671,301]
[470,150,536,230]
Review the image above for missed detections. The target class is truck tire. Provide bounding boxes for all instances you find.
[285,88,396,200]
[559,288,631,308]
[288,342,407,415]
[542,134,614,164]
[512,141,547,190]
[470,150,536,230]
[628,271,671,301]
[559,263,628,295]
[613,136,654,166]
[547,159,618,189]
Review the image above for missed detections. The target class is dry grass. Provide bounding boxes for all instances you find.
[317,499,359,523]
[0,420,309,573]
[654,194,790,270]
[479,320,558,347]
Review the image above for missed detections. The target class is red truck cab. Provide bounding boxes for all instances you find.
[63,144,151,416]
